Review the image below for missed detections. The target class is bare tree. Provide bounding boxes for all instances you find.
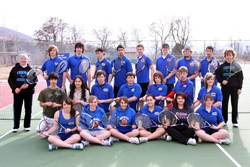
[34,17,69,44]
[148,16,173,57]
[171,16,191,47]
[0,25,8,65]
[68,24,84,44]
[92,26,112,51]
[131,27,144,44]
[117,28,128,47]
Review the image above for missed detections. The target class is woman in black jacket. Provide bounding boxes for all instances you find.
[215,48,243,127]
[8,54,37,132]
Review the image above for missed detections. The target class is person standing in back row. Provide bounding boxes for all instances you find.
[67,42,91,89]
[111,45,133,97]
[135,44,155,109]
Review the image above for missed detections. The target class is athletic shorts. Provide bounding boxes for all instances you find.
[147,127,158,133]
[203,128,219,135]
[116,126,136,134]
[36,116,54,132]
[138,82,149,97]
[57,133,74,141]
[83,129,107,137]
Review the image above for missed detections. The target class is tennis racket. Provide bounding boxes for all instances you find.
[77,59,90,75]
[158,110,188,127]
[105,113,132,128]
[226,57,245,81]
[54,60,68,74]
[135,57,145,74]
[44,89,63,110]
[187,113,212,130]
[75,113,105,130]
[208,58,219,73]
[192,100,204,112]
[39,115,78,136]
[166,57,177,73]
[91,63,104,82]
[113,56,124,74]
[39,116,54,136]
[135,114,161,129]
[188,60,201,76]
[19,68,38,91]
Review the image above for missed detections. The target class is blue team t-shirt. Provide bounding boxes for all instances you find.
[117,82,142,112]
[156,54,176,84]
[196,105,224,128]
[173,79,194,106]
[67,54,91,83]
[94,58,112,83]
[197,85,223,111]
[41,56,65,88]
[91,82,114,113]
[200,57,220,87]
[110,55,133,87]
[139,104,162,126]
[135,54,152,83]
[177,56,197,87]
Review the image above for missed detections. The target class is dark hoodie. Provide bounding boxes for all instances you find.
[8,63,36,94]
[215,61,243,89]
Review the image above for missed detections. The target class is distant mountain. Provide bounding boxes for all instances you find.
[0,26,33,40]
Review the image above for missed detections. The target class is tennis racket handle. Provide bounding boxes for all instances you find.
[19,86,23,91]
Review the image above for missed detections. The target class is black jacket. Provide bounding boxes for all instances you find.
[215,61,243,89]
[8,63,36,94]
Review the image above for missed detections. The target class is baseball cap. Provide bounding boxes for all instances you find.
[162,43,170,48]
[183,46,192,50]
[95,48,104,52]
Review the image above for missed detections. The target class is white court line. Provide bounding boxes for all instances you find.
[0,110,42,140]
[216,143,242,167]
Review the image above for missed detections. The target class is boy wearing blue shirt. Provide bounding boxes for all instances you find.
[199,46,220,87]
[156,43,176,97]
[165,66,194,106]
[115,72,142,112]
[67,42,91,89]
[135,44,155,109]
[92,48,112,84]
[140,71,168,108]
[41,45,66,90]
[111,45,133,97]
[176,46,199,89]
[91,70,114,113]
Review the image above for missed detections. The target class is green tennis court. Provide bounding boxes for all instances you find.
[0,115,250,167]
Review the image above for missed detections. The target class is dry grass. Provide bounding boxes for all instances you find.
[0,64,14,80]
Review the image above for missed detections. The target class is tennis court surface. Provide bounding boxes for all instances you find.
[0,115,249,167]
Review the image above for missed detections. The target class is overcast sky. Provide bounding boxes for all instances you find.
[1,0,249,41]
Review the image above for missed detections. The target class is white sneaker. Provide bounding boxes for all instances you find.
[158,134,166,140]
[101,140,113,146]
[139,137,148,143]
[48,144,58,151]
[72,143,84,150]
[220,138,231,145]
[166,135,172,141]
[187,138,196,145]
[233,123,238,128]
[12,129,19,133]
[81,140,90,146]
[198,138,202,143]
[24,128,30,132]
[128,137,140,144]
[224,123,227,127]
[109,136,120,142]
